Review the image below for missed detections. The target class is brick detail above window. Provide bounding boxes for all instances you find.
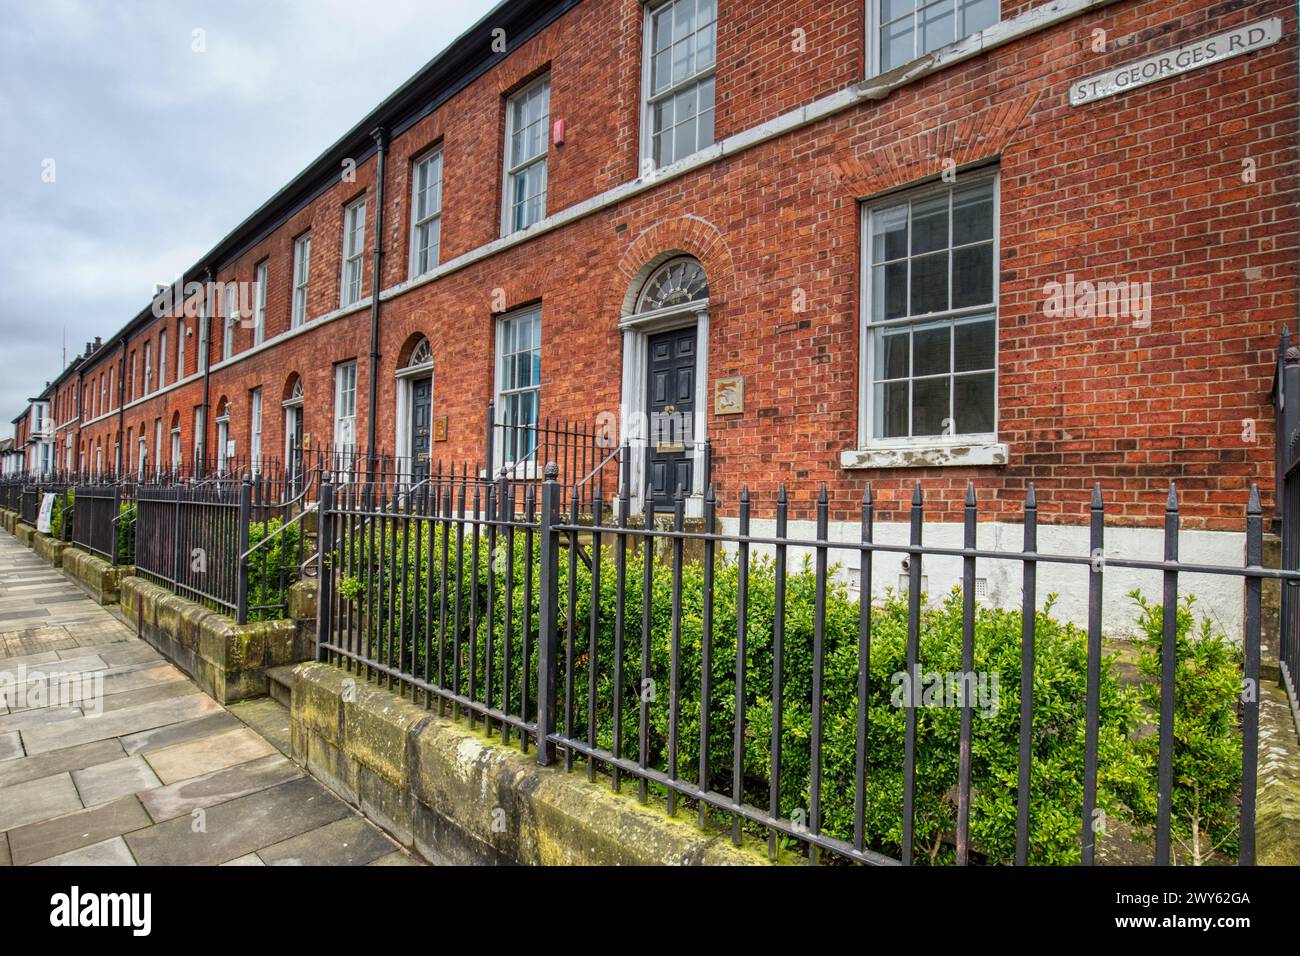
[832,92,1039,198]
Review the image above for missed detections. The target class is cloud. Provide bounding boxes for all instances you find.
[0,0,490,435]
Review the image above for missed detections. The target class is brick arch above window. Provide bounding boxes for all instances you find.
[609,215,736,317]
[831,92,1039,198]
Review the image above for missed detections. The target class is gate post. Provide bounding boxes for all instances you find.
[536,462,561,765]
[316,480,335,663]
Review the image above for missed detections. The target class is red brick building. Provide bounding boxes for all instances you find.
[17,0,1299,627]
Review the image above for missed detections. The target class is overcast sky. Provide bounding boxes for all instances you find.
[0,0,495,436]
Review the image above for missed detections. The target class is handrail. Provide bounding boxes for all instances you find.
[240,500,318,563]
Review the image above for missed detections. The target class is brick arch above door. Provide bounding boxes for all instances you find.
[608,215,737,318]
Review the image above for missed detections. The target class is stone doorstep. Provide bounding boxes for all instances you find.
[289,662,770,867]
[119,576,313,705]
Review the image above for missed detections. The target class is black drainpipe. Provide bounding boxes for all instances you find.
[199,266,213,478]
[366,126,388,483]
[115,340,127,476]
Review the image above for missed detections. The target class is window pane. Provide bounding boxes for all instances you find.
[882,0,915,21]
[910,251,948,314]
[882,19,914,71]
[954,317,996,372]
[873,262,908,321]
[875,327,910,380]
[875,381,909,439]
[920,0,955,55]
[911,193,948,254]
[954,373,995,433]
[953,183,994,244]
[912,323,950,377]
[959,0,998,35]
[872,205,908,263]
[912,376,950,436]
[952,243,994,308]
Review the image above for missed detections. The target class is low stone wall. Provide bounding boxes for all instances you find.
[14,522,34,546]
[290,662,769,866]
[0,509,16,534]
[30,531,68,568]
[120,576,311,704]
[61,546,132,605]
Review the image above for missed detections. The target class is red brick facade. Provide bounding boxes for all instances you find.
[43,0,1299,531]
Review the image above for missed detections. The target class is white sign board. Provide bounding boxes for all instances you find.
[1069,19,1281,106]
[36,493,55,534]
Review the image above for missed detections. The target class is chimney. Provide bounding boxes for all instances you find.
[94,336,102,349]
[84,341,92,357]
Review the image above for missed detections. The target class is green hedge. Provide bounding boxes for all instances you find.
[333,524,1244,865]
[245,517,302,622]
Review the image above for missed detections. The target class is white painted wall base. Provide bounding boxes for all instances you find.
[717,517,1248,640]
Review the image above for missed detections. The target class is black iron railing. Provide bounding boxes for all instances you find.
[72,481,127,564]
[316,462,1279,866]
[1273,329,1300,731]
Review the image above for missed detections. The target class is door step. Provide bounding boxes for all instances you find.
[266,664,297,708]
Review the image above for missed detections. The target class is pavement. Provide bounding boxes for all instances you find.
[0,530,421,866]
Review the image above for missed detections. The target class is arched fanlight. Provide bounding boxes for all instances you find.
[406,337,433,368]
[636,257,709,313]
[290,378,304,401]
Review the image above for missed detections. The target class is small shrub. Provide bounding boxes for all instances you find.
[1127,591,1243,865]
[116,503,136,563]
[245,517,302,622]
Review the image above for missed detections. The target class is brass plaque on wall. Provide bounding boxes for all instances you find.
[432,416,448,442]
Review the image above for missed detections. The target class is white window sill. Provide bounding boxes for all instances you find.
[840,442,1008,470]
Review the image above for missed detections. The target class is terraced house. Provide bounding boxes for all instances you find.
[10,0,1299,631]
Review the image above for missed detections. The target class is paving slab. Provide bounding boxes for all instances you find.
[143,726,278,784]
[0,832,9,866]
[93,644,164,668]
[139,753,302,823]
[0,772,83,832]
[368,851,420,866]
[227,697,292,754]
[0,730,22,761]
[34,836,137,866]
[72,755,161,806]
[20,693,223,754]
[258,815,398,866]
[125,777,351,866]
[221,853,266,866]
[7,795,153,866]
[0,738,126,790]
[119,712,242,756]
[0,707,82,734]
[98,680,200,715]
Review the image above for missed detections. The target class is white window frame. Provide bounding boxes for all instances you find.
[223,284,236,358]
[640,0,718,173]
[193,406,205,466]
[131,352,139,400]
[855,170,1002,455]
[250,388,263,472]
[143,342,153,393]
[334,360,358,468]
[254,261,268,345]
[178,317,187,379]
[137,435,147,480]
[159,329,167,386]
[500,75,551,236]
[170,423,181,473]
[867,0,1001,78]
[216,412,230,476]
[341,198,366,308]
[492,306,542,470]
[154,418,162,478]
[409,147,444,278]
[292,233,311,327]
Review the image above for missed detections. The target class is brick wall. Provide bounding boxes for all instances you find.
[34,0,1300,532]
